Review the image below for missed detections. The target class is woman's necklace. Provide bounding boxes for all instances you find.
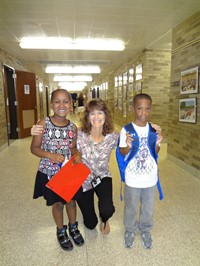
[90,134,104,144]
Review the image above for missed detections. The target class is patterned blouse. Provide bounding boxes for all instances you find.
[38,117,76,179]
[77,130,119,192]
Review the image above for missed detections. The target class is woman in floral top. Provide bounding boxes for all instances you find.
[77,99,119,234]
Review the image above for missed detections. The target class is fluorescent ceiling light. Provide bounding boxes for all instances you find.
[70,38,125,51]
[19,37,125,51]
[45,65,100,74]
[19,37,72,49]
[54,75,92,82]
[58,82,87,91]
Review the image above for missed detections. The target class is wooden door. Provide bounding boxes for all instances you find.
[15,70,37,138]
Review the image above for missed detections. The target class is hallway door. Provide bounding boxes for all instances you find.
[3,65,18,141]
[15,70,37,138]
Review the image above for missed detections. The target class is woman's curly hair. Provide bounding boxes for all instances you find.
[81,98,114,135]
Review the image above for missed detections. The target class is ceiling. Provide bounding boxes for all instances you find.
[0,0,200,85]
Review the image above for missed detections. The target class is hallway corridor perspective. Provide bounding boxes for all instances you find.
[1,115,200,266]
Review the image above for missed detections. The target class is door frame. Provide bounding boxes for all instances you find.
[2,64,18,145]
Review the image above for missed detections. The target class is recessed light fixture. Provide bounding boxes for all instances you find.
[58,82,87,91]
[45,65,100,74]
[19,37,125,51]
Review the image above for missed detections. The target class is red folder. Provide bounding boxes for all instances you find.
[46,156,91,202]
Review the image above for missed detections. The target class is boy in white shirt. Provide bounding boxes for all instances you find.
[118,93,162,249]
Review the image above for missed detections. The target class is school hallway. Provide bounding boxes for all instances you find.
[0,115,200,266]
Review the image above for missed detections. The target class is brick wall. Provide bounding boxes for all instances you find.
[109,49,171,142]
[168,10,200,178]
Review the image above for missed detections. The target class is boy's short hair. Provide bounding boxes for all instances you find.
[133,93,152,106]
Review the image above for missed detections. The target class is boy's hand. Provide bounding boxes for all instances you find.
[150,123,162,135]
[156,134,163,146]
[126,132,133,148]
[150,122,163,147]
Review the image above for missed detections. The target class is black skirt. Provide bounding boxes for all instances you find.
[33,171,83,206]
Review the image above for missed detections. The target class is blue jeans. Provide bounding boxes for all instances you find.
[124,184,156,233]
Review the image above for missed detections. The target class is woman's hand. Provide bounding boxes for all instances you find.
[31,124,44,135]
[72,151,82,164]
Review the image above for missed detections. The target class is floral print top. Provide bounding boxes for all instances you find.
[77,130,119,192]
[38,117,76,179]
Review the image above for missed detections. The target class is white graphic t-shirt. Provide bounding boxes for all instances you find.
[119,123,158,188]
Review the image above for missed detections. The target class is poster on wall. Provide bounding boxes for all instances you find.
[118,86,122,110]
[136,82,142,93]
[179,98,197,123]
[114,77,118,109]
[128,83,133,111]
[123,85,127,117]
[114,87,118,109]
[24,84,30,94]
[180,67,199,94]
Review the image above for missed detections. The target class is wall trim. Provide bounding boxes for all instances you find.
[172,37,200,54]
[168,154,200,180]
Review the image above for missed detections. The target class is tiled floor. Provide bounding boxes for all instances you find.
[1,115,200,266]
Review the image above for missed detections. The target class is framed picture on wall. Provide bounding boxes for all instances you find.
[128,83,134,111]
[179,98,197,123]
[135,81,142,93]
[118,86,122,110]
[180,67,199,94]
[123,85,127,117]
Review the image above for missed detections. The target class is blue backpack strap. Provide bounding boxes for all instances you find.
[116,123,134,201]
[116,123,135,182]
[148,123,158,162]
[124,122,134,133]
[116,142,125,201]
[115,147,126,182]
[148,123,164,200]
[157,175,164,200]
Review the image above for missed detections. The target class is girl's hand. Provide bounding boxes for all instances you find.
[31,124,44,136]
[49,153,65,164]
